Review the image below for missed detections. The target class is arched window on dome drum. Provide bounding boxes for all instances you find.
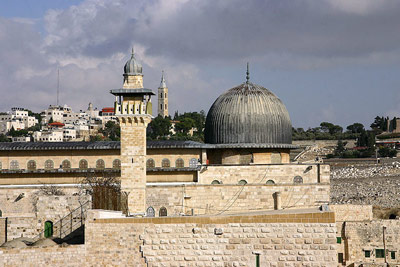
[146,206,155,217]
[44,160,54,170]
[189,158,198,168]
[147,159,155,168]
[79,159,88,170]
[10,160,19,170]
[293,176,303,184]
[161,159,170,168]
[266,180,275,185]
[175,158,184,168]
[238,180,247,185]
[159,207,167,217]
[27,160,36,171]
[96,159,105,170]
[113,159,121,170]
[62,160,71,170]
[211,180,221,185]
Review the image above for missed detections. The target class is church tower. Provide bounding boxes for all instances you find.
[158,71,168,118]
[111,48,154,216]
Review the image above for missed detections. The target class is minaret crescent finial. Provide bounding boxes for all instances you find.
[246,62,250,83]
[131,46,135,56]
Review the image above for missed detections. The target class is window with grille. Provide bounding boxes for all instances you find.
[27,160,36,171]
[113,159,121,170]
[159,207,167,217]
[44,160,54,170]
[294,176,303,184]
[175,158,184,168]
[161,159,170,168]
[189,158,198,168]
[238,180,247,185]
[96,159,105,169]
[364,250,371,258]
[147,159,155,168]
[376,249,385,258]
[79,159,88,170]
[62,160,71,170]
[266,180,275,185]
[10,160,19,170]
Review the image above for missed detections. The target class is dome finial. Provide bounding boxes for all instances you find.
[246,62,250,84]
[131,46,135,56]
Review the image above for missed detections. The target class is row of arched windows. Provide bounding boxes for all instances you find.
[146,158,198,168]
[0,159,121,171]
[210,176,303,185]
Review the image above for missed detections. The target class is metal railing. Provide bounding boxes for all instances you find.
[33,200,92,241]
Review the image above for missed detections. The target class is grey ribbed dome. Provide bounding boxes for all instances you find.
[204,82,292,145]
[124,49,142,75]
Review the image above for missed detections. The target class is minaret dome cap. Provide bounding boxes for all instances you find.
[124,47,143,75]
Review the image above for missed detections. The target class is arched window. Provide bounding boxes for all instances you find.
[96,159,105,169]
[44,160,54,170]
[0,210,2,217]
[211,180,221,185]
[10,160,19,170]
[175,158,184,168]
[293,176,303,184]
[146,206,155,217]
[238,180,247,185]
[79,159,88,170]
[62,160,71,170]
[113,159,121,170]
[161,159,170,168]
[27,160,36,171]
[146,158,155,168]
[266,180,275,185]
[44,221,53,238]
[159,207,167,217]
[189,158,198,168]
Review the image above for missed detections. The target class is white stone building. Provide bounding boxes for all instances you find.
[0,107,38,134]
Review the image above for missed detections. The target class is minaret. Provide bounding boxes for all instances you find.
[158,71,168,118]
[110,48,154,216]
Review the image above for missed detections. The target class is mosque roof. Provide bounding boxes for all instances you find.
[204,75,292,145]
[0,140,297,151]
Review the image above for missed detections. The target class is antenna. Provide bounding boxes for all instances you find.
[57,68,60,106]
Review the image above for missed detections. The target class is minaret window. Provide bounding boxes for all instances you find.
[165,104,167,109]
[160,93,163,98]
[165,93,167,98]
[160,104,163,110]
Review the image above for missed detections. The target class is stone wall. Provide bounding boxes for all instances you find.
[330,204,373,222]
[0,209,337,266]
[0,218,6,245]
[0,186,89,240]
[146,183,330,216]
[199,163,330,185]
[0,245,86,267]
[337,220,400,265]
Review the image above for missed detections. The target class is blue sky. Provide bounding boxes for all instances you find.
[0,0,399,129]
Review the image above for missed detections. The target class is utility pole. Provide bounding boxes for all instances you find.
[57,68,60,106]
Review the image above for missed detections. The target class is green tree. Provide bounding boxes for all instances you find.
[334,140,347,156]
[175,117,196,135]
[0,134,10,142]
[148,116,171,139]
[101,121,120,141]
[378,147,398,158]
[346,123,364,134]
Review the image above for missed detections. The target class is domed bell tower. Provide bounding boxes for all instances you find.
[111,48,155,216]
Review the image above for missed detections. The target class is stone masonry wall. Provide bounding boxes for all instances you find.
[330,204,373,222]
[199,164,330,185]
[0,210,337,266]
[0,187,89,240]
[337,220,400,265]
[146,183,330,216]
[0,218,6,245]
